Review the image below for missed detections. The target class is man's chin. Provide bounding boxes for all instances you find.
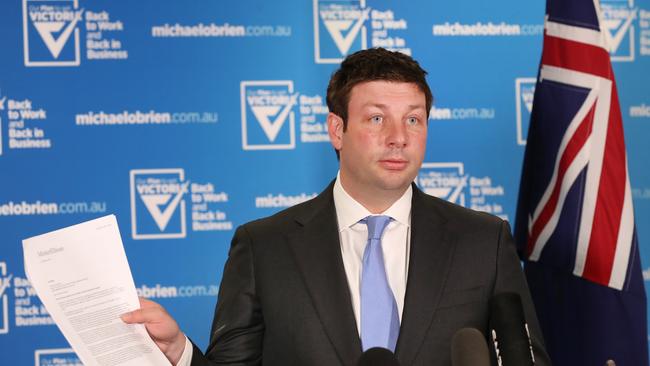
[377,175,416,192]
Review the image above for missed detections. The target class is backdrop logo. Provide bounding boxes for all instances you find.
[35,349,82,366]
[0,93,4,156]
[417,163,467,206]
[601,0,637,61]
[130,169,188,239]
[22,0,82,67]
[418,163,508,219]
[516,77,536,146]
[314,0,369,63]
[241,81,297,150]
[0,262,10,334]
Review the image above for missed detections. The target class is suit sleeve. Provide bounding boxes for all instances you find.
[191,225,264,366]
[494,220,552,366]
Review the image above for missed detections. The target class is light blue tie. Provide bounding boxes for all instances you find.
[360,215,400,352]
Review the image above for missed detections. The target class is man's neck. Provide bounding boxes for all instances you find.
[338,174,409,214]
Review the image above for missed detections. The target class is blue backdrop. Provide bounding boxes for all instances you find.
[1,0,649,364]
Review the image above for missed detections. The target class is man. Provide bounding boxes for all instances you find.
[122,48,550,365]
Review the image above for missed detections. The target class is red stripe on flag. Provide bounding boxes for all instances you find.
[526,103,597,257]
[541,35,611,80]
[582,81,627,285]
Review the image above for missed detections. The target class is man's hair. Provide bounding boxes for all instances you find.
[326,47,433,130]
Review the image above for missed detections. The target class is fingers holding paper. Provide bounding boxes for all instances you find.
[121,297,187,365]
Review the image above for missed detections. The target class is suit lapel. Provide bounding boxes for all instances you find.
[287,184,362,366]
[396,187,456,366]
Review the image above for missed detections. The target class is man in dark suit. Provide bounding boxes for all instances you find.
[123,48,550,366]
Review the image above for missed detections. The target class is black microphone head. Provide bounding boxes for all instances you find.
[357,347,400,366]
[489,292,535,366]
[451,328,491,366]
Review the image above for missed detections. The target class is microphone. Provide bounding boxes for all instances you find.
[489,292,535,365]
[357,347,400,366]
[451,328,490,366]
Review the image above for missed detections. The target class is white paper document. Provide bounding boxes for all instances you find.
[23,215,171,366]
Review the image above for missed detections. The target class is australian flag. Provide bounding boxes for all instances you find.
[514,0,648,365]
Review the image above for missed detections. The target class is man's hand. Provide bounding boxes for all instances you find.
[121,297,187,365]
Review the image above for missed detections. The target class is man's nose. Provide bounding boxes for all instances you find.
[386,120,407,147]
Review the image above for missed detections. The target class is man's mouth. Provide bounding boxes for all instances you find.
[379,159,408,170]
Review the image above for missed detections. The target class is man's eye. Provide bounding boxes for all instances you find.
[406,117,419,126]
[370,116,383,124]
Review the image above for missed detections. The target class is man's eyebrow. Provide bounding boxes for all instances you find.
[361,103,426,111]
[406,104,427,111]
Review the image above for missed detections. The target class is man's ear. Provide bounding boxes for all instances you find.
[327,112,344,151]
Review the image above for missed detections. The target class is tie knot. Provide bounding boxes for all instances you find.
[363,215,391,240]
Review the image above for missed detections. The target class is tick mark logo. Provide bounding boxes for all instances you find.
[516,78,537,145]
[0,94,4,156]
[0,262,10,334]
[601,0,637,61]
[314,0,369,63]
[31,9,83,59]
[35,348,82,366]
[417,163,468,206]
[139,181,189,232]
[130,169,188,239]
[322,7,369,55]
[241,81,297,150]
[23,0,83,67]
[249,94,298,143]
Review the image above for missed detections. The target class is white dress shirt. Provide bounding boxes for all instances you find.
[333,173,412,333]
[178,173,412,365]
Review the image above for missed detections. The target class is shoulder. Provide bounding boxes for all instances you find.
[413,185,504,228]
[411,185,510,251]
[237,180,335,237]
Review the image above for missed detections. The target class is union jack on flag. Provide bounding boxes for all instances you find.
[514,0,648,365]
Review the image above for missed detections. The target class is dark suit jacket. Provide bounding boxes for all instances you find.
[191,182,550,366]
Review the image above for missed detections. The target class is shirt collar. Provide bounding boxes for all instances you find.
[333,171,412,231]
